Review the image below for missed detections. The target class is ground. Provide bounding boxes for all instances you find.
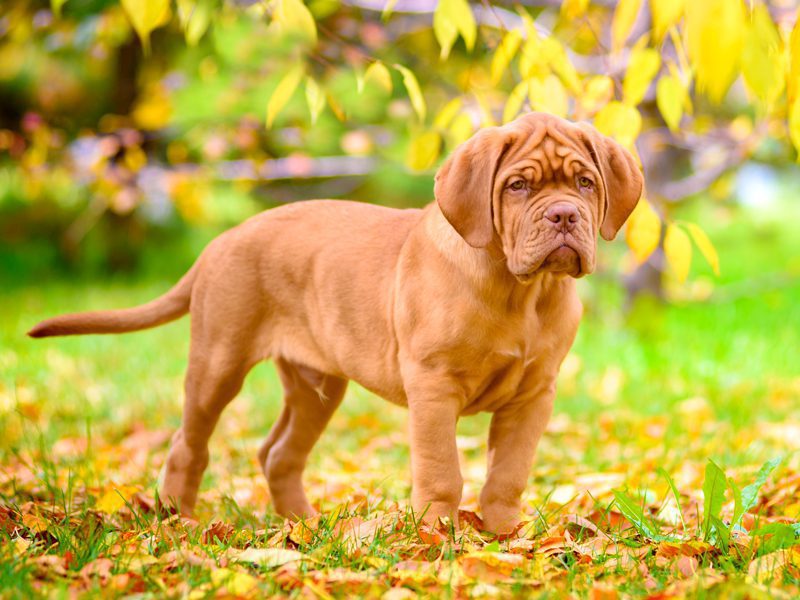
[1,198,799,598]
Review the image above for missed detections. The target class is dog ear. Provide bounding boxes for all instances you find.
[434,128,512,248]
[578,125,644,241]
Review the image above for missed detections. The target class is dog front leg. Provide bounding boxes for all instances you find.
[406,384,463,527]
[480,380,556,534]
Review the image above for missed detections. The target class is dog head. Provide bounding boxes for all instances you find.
[434,112,643,281]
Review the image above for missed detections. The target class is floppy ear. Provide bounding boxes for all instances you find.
[434,127,512,248]
[578,124,644,241]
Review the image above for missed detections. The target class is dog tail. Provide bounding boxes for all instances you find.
[28,262,199,339]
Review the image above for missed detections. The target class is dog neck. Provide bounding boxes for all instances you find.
[423,203,563,309]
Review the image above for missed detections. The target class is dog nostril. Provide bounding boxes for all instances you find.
[544,203,580,227]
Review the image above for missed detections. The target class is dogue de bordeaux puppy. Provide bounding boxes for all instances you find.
[29,112,643,533]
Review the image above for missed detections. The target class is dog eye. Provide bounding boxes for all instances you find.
[508,180,526,191]
[578,176,594,189]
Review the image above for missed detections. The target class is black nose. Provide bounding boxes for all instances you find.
[544,202,580,232]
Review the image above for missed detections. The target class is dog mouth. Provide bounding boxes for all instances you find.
[512,244,584,283]
[540,245,581,275]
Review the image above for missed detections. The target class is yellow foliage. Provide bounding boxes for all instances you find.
[95,485,139,514]
[491,29,523,85]
[132,87,172,131]
[789,13,800,105]
[625,199,662,264]
[266,65,304,128]
[363,62,393,94]
[540,37,581,93]
[120,0,171,53]
[686,0,745,104]
[664,223,692,283]
[650,0,685,42]
[406,130,442,171]
[611,0,642,52]
[270,0,317,46]
[395,64,426,122]
[528,75,568,118]
[686,223,720,276]
[579,75,614,115]
[305,77,326,124]
[518,28,548,80]
[210,568,259,596]
[623,46,661,106]
[177,0,212,46]
[656,73,686,131]
[449,112,474,146]
[503,81,528,124]
[741,4,784,108]
[789,95,800,159]
[433,98,463,129]
[561,0,589,20]
[433,0,477,60]
[594,101,641,149]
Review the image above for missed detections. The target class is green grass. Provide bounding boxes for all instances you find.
[1,198,799,596]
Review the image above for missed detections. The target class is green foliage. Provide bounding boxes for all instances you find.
[0,0,798,281]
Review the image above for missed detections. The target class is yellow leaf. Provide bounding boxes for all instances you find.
[623,47,661,106]
[363,61,393,94]
[611,0,642,52]
[305,77,325,124]
[232,547,307,568]
[789,95,800,160]
[449,113,474,146]
[579,75,615,114]
[593,101,641,149]
[686,0,745,104]
[326,92,345,121]
[394,64,426,122]
[656,73,685,130]
[664,223,692,283]
[625,199,661,263]
[789,13,800,105]
[271,0,317,46]
[95,485,138,514]
[210,568,259,596]
[503,81,528,124]
[491,29,523,85]
[289,514,321,545]
[433,0,477,60]
[266,65,304,128]
[519,30,548,80]
[121,0,170,53]
[406,130,442,171]
[650,0,684,42]
[561,0,589,20]
[528,75,568,118]
[541,37,580,93]
[434,97,463,129]
[382,0,398,19]
[22,512,49,533]
[686,223,719,276]
[51,0,68,18]
[132,85,171,130]
[177,0,212,46]
[741,4,784,107]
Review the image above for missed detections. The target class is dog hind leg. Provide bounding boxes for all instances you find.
[159,338,256,516]
[258,358,347,519]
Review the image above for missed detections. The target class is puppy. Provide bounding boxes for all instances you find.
[29,112,643,533]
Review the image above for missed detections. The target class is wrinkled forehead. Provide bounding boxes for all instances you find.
[498,117,597,183]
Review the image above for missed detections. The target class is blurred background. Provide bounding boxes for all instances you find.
[1,0,800,509]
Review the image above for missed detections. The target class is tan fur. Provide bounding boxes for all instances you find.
[28,113,643,533]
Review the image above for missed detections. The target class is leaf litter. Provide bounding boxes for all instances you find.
[2,403,800,598]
